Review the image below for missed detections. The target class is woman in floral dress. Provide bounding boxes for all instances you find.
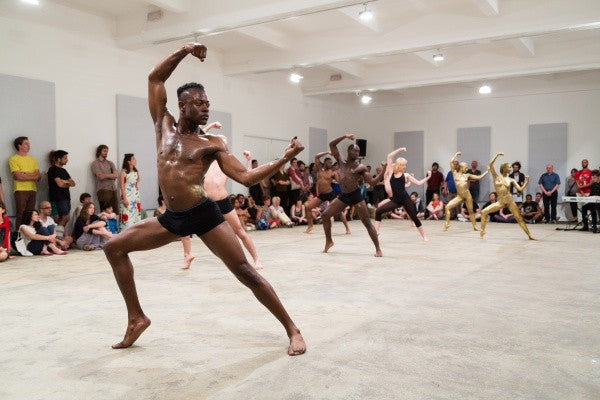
[119,153,141,230]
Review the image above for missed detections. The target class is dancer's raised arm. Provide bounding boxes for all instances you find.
[488,152,504,178]
[407,170,432,186]
[148,42,206,125]
[314,151,330,170]
[329,134,354,163]
[512,175,530,192]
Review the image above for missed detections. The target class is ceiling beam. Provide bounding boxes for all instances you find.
[336,7,380,33]
[237,25,289,50]
[472,0,499,16]
[413,50,442,66]
[146,0,189,13]
[326,61,364,78]
[511,37,535,56]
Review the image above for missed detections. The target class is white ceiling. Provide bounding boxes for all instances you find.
[5,0,600,102]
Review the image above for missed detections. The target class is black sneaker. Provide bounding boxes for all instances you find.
[581,226,589,231]
[544,220,549,224]
[551,220,557,224]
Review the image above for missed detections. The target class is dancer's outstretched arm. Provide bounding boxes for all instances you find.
[407,170,432,186]
[488,152,503,179]
[329,134,354,163]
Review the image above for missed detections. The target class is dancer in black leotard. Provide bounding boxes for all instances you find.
[374,147,431,241]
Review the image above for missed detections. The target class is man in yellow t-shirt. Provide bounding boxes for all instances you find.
[9,136,41,227]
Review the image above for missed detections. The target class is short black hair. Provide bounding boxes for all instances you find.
[512,161,521,169]
[79,192,92,202]
[13,136,28,151]
[177,82,205,100]
[432,162,439,168]
[252,159,257,164]
[591,169,600,177]
[525,194,532,199]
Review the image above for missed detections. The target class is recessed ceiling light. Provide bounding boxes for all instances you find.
[361,94,372,104]
[478,85,492,94]
[290,73,304,83]
[20,0,39,4]
[359,4,373,21]
[433,53,444,62]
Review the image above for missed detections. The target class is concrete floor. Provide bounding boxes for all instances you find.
[1,219,599,399]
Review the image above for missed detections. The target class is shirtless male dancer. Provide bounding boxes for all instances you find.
[201,121,263,270]
[304,152,350,234]
[321,134,385,256]
[104,42,305,356]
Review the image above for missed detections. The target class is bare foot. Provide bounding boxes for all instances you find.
[374,249,383,257]
[323,241,334,253]
[472,226,479,231]
[253,260,264,271]
[346,229,351,235]
[304,227,313,234]
[181,254,195,270]
[528,235,536,241]
[423,236,429,242]
[479,230,486,239]
[444,223,449,231]
[41,250,53,256]
[112,316,151,349]
[287,331,306,356]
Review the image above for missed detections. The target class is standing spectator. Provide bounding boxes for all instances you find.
[271,164,290,213]
[9,136,41,227]
[248,159,264,206]
[119,153,141,230]
[581,169,599,232]
[47,150,76,228]
[538,164,561,223]
[575,159,592,223]
[425,162,444,209]
[467,160,482,203]
[298,161,312,199]
[288,158,303,212]
[565,168,579,222]
[535,192,545,216]
[509,162,526,204]
[91,144,119,213]
[72,202,112,250]
[442,159,459,219]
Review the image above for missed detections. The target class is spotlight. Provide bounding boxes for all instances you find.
[433,53,444,62]
[478,85,492,94]
[359,4,373,21]
[20,0,39,4]
[290,73,303,83]
[360,94,372,104]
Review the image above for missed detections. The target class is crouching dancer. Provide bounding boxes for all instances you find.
[104,42,306,356]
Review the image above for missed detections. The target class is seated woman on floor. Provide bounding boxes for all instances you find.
[19,209,67,255]
[73,202,113,250]
[290,198,307,225]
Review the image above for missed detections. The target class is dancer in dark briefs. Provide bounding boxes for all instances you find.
[320,134,385,256]
[104,42,306,356]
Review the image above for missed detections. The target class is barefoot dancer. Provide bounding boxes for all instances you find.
[444,152,489,231]
[321,134,385,256]
[304,152,350,234]
[480,152,535,240]
[373,147,431,241]
[104,42,305,355]
[200,121,264,270]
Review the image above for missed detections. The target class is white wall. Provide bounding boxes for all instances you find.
[0,9,357,212]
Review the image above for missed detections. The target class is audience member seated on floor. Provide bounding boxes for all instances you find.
[411,192,426,219]
[72,202,112,250]
[256,196,276,229]
[67,192,92,237]
[269,196,293,227]
[99,202,119,234]
[581,169,600,232]
[19,210,67,255]
[458,199,481,222]
[234,198,253,230]
[0,246,8,262]
[236,193,248,210]
[494,207,516,223]
[154,194,166,217]
[246,196,260,223]
[426,192,444,220]
[535,192,544,216]
[482,192,500,222]
[38,201,72,250]
[290,199,307,225]
[520,194,543,224]
[0,200,13,257]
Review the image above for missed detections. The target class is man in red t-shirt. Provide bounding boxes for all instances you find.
[575,159,591,222]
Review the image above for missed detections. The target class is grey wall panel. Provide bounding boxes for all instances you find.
[457,126,491,203]
[309,127,328,163]
[394,131,425,199]
[0,73,56,218]
[528,123,567,199]
[116,94,158,212]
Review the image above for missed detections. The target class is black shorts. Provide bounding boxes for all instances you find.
[338,188,364,206]
[157,198,225,237]
[318,191,337,202]
[215,197,234,215]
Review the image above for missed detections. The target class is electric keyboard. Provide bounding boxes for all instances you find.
[562,196,600,203]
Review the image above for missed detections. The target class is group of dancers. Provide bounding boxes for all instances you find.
[104,42,535,358]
